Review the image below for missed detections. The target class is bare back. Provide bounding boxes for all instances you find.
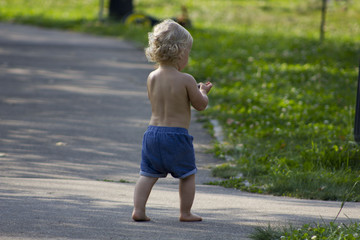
[147,66,208,129]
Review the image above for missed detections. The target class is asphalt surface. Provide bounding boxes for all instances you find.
[0,23,359,240]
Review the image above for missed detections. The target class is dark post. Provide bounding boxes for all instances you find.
[99,0,104,22]
[109,0,133,20]
[320,0,327,42]
[354,63,360,142]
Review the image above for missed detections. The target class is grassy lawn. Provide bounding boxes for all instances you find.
[1,0,360,238]
[251,220,360,240]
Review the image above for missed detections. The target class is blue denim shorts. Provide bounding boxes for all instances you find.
[140,126,197,179]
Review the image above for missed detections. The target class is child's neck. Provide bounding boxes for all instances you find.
[159,63,179,71]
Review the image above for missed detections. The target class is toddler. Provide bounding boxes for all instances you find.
[132,19,212,222]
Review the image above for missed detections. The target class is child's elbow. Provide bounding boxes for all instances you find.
[193,102,208,111]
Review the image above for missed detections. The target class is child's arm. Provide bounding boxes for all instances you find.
[186,75,212,111]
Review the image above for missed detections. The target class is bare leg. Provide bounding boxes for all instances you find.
[132,176,158,221]
[179,174,202,222]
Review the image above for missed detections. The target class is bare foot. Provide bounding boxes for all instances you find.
[132,210,151,222]
[179,213,202,222]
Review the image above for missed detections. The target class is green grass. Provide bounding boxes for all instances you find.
[251,221,360,240]
[2,0,359,238]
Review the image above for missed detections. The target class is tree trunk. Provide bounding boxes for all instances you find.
[98,0,104,22]
[354,63,360,143]
[320,0,327,42]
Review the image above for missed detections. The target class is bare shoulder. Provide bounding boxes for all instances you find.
[180,72,195,80]
[147,70,157,80]
[179,72,197,86]
[147,70,158,86]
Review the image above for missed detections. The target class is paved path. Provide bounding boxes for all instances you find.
[0,23,359,240]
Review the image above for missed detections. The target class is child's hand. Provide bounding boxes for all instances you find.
[199,81,213,94]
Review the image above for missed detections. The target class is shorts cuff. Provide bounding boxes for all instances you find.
[140,171,167,178]
[179,168,197,179]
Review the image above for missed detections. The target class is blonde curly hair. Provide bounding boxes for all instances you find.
[145,19,193,65]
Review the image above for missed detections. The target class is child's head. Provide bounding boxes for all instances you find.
[145,19,193,67]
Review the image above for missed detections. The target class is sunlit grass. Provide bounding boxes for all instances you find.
[0,0,99,20]
[251,221,360,240]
